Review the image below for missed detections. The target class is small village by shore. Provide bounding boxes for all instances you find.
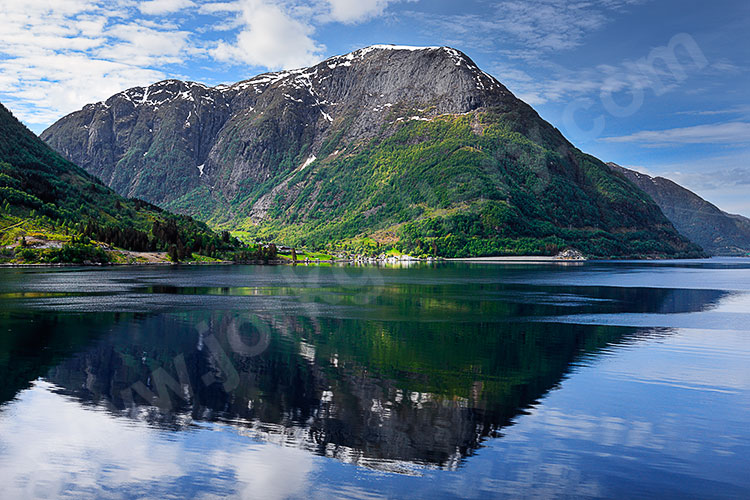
[1,235,588,267]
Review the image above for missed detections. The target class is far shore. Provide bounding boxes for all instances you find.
[4,255,738,267]
[447,256,583,263]
[0,255,586,267]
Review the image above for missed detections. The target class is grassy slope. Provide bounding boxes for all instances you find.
[223,110,701,258]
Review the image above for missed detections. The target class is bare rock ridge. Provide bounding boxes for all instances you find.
[41,44,699,258]
[608,163,750,256]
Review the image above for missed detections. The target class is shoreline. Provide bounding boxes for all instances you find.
[4,256,737,268]
[446,256,580,263]
[0,257,584,267]
[0,257,560,267]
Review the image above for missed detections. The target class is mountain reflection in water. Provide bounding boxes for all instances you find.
[0,265,729,472]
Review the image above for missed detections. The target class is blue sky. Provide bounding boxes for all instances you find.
[1,0,748,215]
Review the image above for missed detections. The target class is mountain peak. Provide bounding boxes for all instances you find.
[38,44,540,207]
[214,43,499,95]
[40,45,701,259]
[356,44,474,64]
[322,44,488,79]
[76,44,503,125]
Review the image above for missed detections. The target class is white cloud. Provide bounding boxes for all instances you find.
[198,1,244,14]
[610,150,750,217]
[139,0,197,16]
[98,22,192,66]
[210,0,325,70]
[0,1,195,127]
[0,0,412,129]
[490,30,716,118]
[326,0,395,24]
[491,61,615,106]
[674,106,750,118]
[602,122,750,145]
[663,166,750,217]
[406,0,664,108]
[0,54,166,125]
[639,149,750,189]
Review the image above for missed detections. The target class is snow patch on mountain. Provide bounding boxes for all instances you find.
[300,156,316,170]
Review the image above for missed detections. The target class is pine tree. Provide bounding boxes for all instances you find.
[168,244,180,263]
[177,242,188,260]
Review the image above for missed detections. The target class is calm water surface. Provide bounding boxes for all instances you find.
[1,259,749,499]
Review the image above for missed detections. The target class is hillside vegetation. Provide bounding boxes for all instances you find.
[226,111,700,258]
[0,102,245,264]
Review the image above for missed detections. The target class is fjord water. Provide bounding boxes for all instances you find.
[1,260,749,499]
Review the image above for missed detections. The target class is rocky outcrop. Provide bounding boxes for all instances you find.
[556,248,586,260]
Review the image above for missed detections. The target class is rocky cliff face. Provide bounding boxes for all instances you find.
[608,163,750,256]
[41,80,232,205]
[41,45,699,258]
[42,46,509,206]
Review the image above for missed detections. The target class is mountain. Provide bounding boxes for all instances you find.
[0,101,240,263]
[42,45,701,258]
[608,163,750,256]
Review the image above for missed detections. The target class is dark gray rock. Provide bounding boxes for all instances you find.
[40,46,523,211]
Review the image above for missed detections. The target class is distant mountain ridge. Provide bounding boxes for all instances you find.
[608,163,750,256]
[41,45,700,258]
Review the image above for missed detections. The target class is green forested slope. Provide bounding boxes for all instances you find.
[0,102,239,263]
[230,111,702,258]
